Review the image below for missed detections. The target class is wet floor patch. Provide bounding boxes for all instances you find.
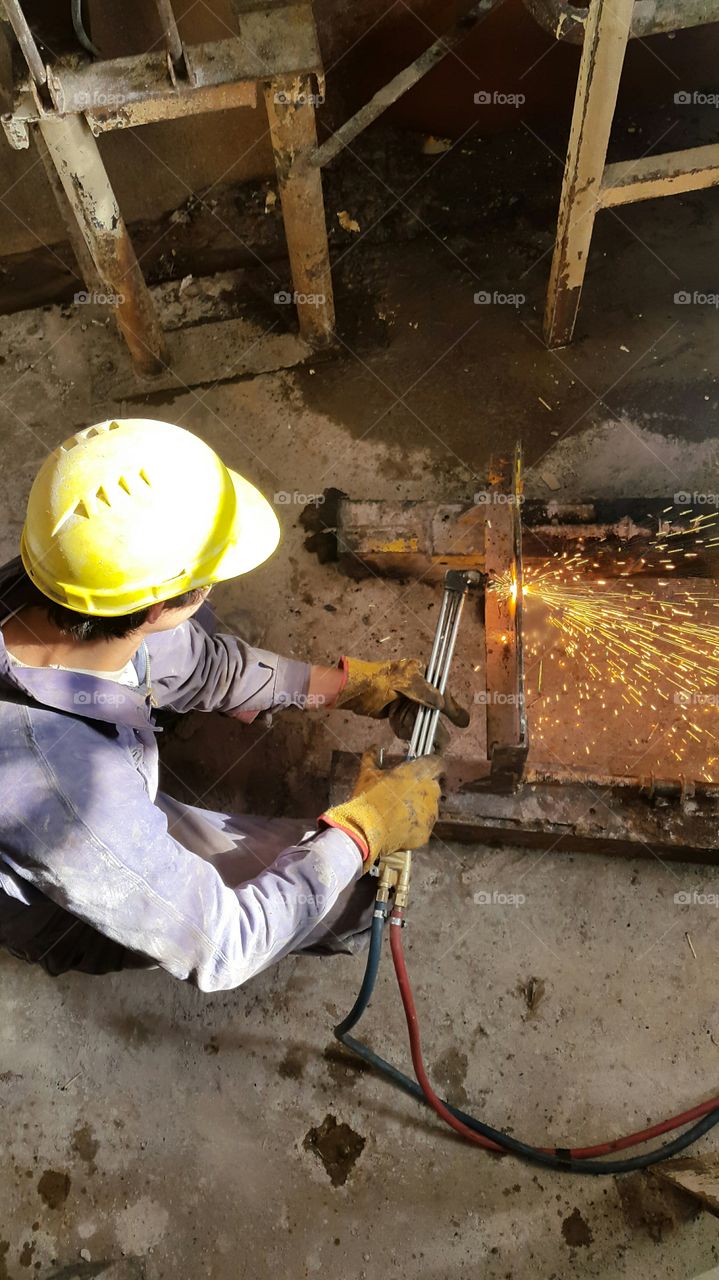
[561,1207,594,1248]
[37,1170,71,1211]
[304,1114,365,1187]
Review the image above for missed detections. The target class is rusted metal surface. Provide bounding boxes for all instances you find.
[30,7,320,122]
[1,49,259,144]
[523,766,707,803]
[38,113,165,377]
[332,497,487,580]
[314,493,719,580]
[521,498,719,575]
[44,16,320,110]
[544,0,634,348]
[440,777,719,862]
[482,449,528,790]
[1,107,30,149]
[312,0,499,171]
[601,143,719,207]
[0,1,327,382]
[45,49,262,118]
[524,0,719,42]
[331,751,719,864]
[154,0,184,69]
[264,75,334,347]
[85,82,257,135]
[541,0,719,346]
[33,127,103,293]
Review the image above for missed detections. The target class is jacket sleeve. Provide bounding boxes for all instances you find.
[3,710,362,991]
[146,618,311,716]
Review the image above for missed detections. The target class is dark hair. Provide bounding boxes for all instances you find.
[25,580,206,642]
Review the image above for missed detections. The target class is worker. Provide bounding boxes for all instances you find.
[0,419,467,991]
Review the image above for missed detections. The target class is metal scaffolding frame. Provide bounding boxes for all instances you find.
[3,0,718,371]
[540,0,719,347]
[0,0,501,379]
[1,1,335,375]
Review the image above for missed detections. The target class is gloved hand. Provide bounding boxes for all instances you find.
[320,750,444,869]
[335,656,469,746]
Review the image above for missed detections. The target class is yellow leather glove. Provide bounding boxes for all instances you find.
[336,656,469,745]
[320,750,444,869]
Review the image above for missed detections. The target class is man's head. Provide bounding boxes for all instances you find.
[25,582,212,642]
[21,419,279,633]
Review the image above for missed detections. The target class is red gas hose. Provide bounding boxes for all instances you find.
[389,908,719,1159]
[389,909,502,1150]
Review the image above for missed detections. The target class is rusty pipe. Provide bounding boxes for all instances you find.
[153,0,184,69]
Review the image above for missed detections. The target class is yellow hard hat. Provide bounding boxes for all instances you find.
[21,418,280,615]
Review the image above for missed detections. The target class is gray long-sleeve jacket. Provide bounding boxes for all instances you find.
[0,559,362,989]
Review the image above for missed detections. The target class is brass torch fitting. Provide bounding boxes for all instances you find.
[375,849,412,910]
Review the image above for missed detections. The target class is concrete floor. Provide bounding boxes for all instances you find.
[2,128,719,1278]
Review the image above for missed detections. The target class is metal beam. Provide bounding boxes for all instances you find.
[37,113,166,377]
[43,19,321,117]
[331,752,719,864]
[544,0,634,349]
[264,76,335,347]
[33,127,103,293]
[310,494,719,581]
[524,0,719,42]
[46,47,257,116]
[85,82,257,135]
[601,143,719,207]
[482,449,528,790]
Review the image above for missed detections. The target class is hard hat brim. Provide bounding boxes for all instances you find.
[207,469,281,583]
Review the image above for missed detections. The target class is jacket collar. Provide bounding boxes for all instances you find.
[0,557,157,732]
